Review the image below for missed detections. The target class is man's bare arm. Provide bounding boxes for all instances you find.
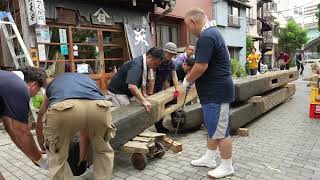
[186,63,209,82]
[3,116,42,161]
[36,96,49,151]
[171,71,179,91]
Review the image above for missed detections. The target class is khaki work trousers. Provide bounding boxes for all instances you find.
[43,99,116,180]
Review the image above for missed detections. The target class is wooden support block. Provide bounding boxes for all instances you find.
[121,141,149,154]
[139,132,166,141]
[236,128,249,136]
[132,136,154,143]
[160,138,182,153]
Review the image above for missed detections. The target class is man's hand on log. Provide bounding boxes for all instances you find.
[142,100,152,113]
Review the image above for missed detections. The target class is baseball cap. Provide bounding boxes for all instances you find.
[163,42,177,55]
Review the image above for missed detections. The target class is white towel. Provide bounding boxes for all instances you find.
[142,54,147,87]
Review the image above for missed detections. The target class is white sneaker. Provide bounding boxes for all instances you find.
[207,164,234,179]
[191,156,216,168]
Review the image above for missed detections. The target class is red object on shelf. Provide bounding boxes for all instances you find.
[309,104,320,119]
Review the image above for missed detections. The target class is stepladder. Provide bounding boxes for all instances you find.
[0,11,34,69]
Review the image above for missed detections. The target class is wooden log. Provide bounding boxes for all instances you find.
[234,70,298,102]
[147,85,198,120]
[110,101,158,149]
[160,138,182,153]
[161,84,296,131]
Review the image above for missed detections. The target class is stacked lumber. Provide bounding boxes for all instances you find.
[164,70,298,132]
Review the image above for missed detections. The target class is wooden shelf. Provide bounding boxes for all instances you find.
[104,58,125,61]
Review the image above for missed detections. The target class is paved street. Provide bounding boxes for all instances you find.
[1,75,320,180]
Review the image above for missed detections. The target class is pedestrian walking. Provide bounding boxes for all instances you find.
[247,47,260,76]
[0,67,48,179]
[184,8,235,179]
[296,49,304,75]
[36,73,116,180]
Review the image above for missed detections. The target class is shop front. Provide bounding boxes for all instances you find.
[20,0,161,92]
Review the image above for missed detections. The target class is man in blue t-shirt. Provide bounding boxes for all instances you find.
[36,73,115,179]
[183,8,235,179]
[0,67,48,176]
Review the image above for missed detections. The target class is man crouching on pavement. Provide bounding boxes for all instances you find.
[36,73,116,180]
[184,8,235,179]
[0,66,48,179]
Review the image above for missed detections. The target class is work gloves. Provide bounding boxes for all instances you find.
[35,154,49,170]
[182,78,193,91]
[174,90,179,98]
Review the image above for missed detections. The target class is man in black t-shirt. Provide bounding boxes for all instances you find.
[148,42,180,133]
[176,57,195,81]
[0,67,48,176]
[108,47,164,112]
[184,8,235,179]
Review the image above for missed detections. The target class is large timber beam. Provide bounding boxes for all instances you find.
[110,85,197,149]
[164,84,296,132]
[234,70,298,102]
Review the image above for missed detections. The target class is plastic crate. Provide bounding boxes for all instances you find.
[310,88,320,104]
[309,104,320,119]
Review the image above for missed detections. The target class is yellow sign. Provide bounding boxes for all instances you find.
[30,48,38,61]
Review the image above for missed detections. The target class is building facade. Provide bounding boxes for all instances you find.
[257,0,280,68]
[152,0,213,49]
[246,0,261,52]
[214,0,250,65]
[0,0,171,92]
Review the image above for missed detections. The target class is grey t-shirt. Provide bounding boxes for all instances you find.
[46,73,105,106]
[108,56,143,97]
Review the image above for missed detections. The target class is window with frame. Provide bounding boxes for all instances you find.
[35,26,127,78]
[156,23,178,47]
[228,5,240,17]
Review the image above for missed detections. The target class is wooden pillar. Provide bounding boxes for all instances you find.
[98,29,107,92]
[18,0,36,49]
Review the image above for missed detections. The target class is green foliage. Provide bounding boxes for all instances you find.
[279,20,308,54]
[32,95,44,109]
[231,59,247,78]
[246,35,254,56]
[317,4,320,32]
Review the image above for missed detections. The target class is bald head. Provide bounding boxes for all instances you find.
[185,8,207,23]
[184,8,208,37]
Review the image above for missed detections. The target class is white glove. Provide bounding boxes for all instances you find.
[248,61,252,63]
[182,78,192,89]
[35,155,48,170]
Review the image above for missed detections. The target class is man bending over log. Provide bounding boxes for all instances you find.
[108,47,164,112]
[36,73,116,180]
